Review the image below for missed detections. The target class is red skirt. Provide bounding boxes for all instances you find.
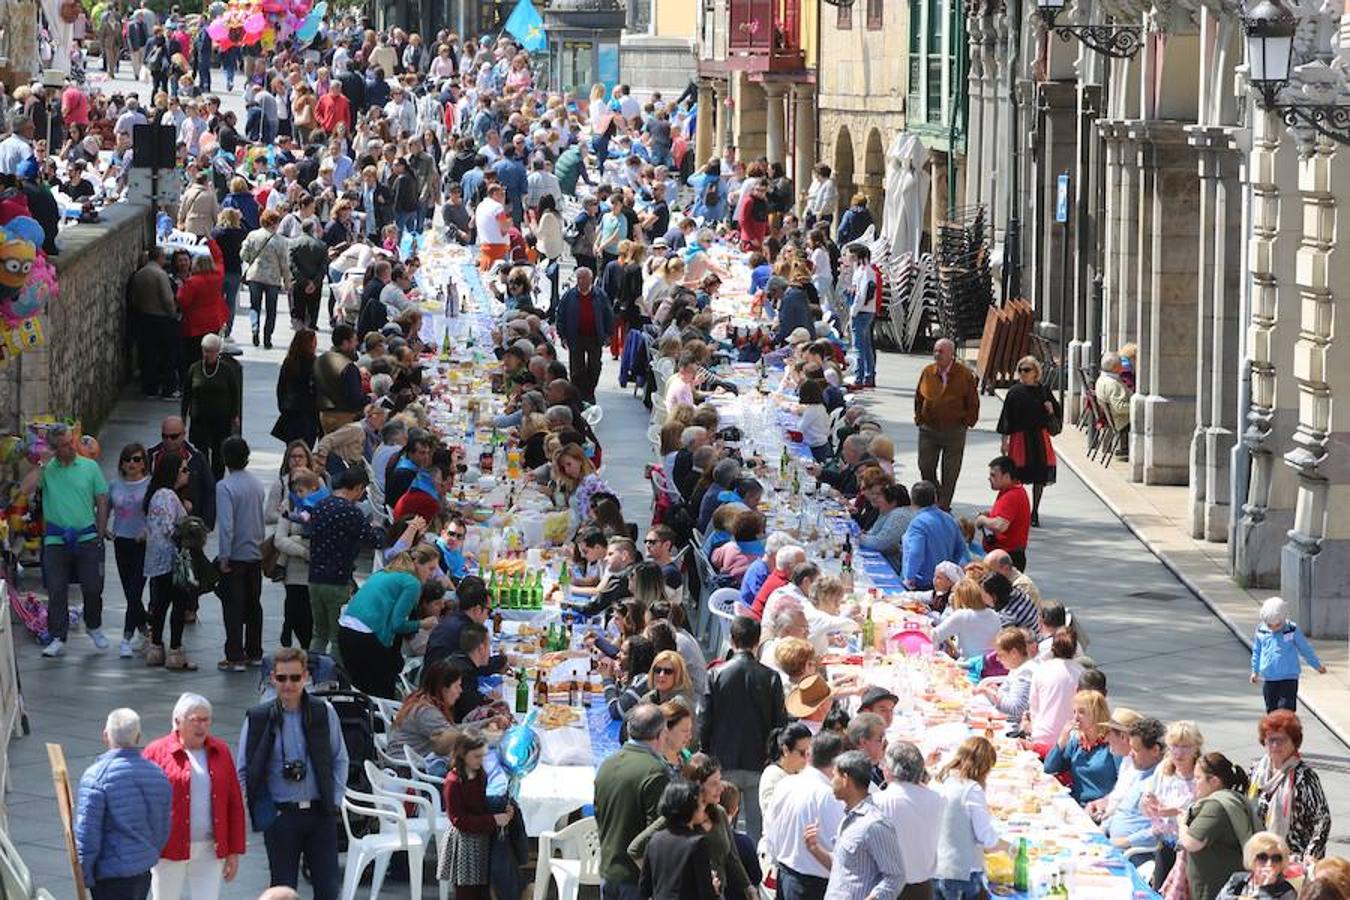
[1008,429,1057,486]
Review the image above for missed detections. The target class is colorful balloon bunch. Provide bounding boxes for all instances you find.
[0,216,57,365]
[206,0,327,51]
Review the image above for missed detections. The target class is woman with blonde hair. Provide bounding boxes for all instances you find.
[519,412,552,469]
[996,353,1061,526]
[934,737,1007,898]
[660,700,695,766]
[1044,689,1117,803]
[932,578,1002,658]
[1213,833,1297,900]
[337,544,441,697]
[551,443,612,524]
[1144,720,1205,888]
[643,650,696,718]
[240,207,292,348]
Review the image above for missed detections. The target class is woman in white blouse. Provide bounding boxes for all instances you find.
[932,579,1002,659]
[933,736,1007,899]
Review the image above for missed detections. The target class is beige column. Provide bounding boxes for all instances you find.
[695,79,716,169]
[764,82,787,166]
[1282,139,1350,638]
[791,84,815,211]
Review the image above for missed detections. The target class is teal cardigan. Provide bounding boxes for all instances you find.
[344,570,423,647]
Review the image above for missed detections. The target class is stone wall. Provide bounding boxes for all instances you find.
[620,36,697,98]
[0,202,149,433]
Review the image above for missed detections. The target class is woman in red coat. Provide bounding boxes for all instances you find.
[141,692,246,900]
[177,240,227,376]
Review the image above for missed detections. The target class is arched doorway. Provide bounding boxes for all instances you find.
[863,128,886,230]
[834,127,855,224]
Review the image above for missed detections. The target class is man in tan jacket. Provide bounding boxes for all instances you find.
[914,338,981,509]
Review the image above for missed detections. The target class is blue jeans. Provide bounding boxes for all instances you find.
[396,210,419,237]
[43,538,105,640]
[777,865,828,900]
[600,880,643,900]
[263,807,340,900]
[852,310,876,383]
[934,876,986,900]
[222,270,241,336]
[248,281,280,340]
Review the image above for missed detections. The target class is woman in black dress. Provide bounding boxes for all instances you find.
[638,779,719,900]
[996,355,1061,526]
[272,328,320,447]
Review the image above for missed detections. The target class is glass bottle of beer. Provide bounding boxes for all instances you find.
[515,667,529,713]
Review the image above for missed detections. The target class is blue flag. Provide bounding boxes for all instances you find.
[504,0,547,53]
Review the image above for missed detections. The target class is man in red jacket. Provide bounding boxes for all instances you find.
[314,81,352,134]
[142,692,246,894]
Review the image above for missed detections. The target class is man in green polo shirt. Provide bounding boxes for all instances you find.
[22,422,110,657]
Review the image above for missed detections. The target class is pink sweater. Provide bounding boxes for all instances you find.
[711,541,761,581]
[1028,658,1084,745]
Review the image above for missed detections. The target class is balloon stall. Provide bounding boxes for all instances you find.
[206,0,327,51]
[0,216,58,367]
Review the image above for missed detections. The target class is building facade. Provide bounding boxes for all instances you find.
[621,0,700,97]
[695,0,818,189]
[965,0,1350,637]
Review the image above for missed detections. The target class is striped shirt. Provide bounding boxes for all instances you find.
[824,796,906,900]
[996,588,1040,631]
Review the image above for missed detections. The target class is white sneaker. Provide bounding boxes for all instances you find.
[119,639,134,658]
[88,628,110,650]
[129,632,146,651]
[41,638,65,657]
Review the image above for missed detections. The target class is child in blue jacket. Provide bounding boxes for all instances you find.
[1250,596,1326,712]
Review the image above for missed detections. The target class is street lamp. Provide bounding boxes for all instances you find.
[1034,0,1144,59]
[1241,0,1350,144]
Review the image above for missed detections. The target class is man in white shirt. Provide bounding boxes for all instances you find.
[764,730,847,900]
[113,97,149,138]
[874,742,943,899]
[475,183,510,270]
[525,157,562,211]
[384,85,417,137]
[617,84,641,122]
[0,117,35,176]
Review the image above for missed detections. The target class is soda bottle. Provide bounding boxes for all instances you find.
[1013,838,1030,893]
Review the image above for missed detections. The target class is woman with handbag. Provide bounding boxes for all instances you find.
[240,208,293,349]
[996,355,1061,527]
[143,451,196,671]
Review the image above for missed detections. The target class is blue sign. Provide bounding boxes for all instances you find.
[597,43,619,94]
[1055,173,1070,224]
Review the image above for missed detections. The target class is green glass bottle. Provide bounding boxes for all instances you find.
[514,667,529,713]
[1013,838,1030,893]
[532,570,544,609]
[487,570,498,605]
[861,606,875,650]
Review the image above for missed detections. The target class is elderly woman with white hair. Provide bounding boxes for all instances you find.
[181,332,242,481]
[142,694,246,900]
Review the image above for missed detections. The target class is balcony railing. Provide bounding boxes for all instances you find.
[701,0,805,72]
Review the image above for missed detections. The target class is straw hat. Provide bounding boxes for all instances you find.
[1104,707,1143,732]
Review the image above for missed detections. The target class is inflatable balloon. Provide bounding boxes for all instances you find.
[260,0,285,14]
[295,13,320,42]
[77,434,101,460]
[2,217,44,250]
[207,19,230,41]
[0,235,36,307]
[243,11,266,34]
[497,710,541,798]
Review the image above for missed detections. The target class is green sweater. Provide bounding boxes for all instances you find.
[343,570,422,647]
[593,743,670,884]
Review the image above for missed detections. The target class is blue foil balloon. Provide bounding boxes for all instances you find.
[498,709,541,798]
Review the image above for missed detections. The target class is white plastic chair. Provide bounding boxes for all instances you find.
[532,817,602,900]
[364,760,450,900]
[370,696,402,731]
[403,745,447,790]
[0,827,35,899]
[339,788,426,900]
[706,587,741,656]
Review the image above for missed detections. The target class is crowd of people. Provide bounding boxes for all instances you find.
[3,6,1342,900]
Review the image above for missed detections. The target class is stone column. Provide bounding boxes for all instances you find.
[764,82,787,167]
[1067,84,1102,421]
[1098,122,1123,352]
[1281,139,1350,638]
[695,79,716,170]
[1187,127,1244,540]
[964,18,989,212]
[1234,108,1301,588]
[1035,82,1077,341]
[1130,121,1202,486]
[791,84,815,210]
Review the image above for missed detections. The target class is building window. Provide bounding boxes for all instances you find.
[837,1,852,29]
[867,0,883,29]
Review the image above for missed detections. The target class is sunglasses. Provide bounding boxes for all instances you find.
[1018,367,1035,373]
[123,454,144,463]
[644,538,664,546]
[162,432,184,440]
[652,666,676,676]
[273,673,305,683]
[1254,853,1285,865]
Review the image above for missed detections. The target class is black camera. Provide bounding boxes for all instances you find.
[281,759,308,782]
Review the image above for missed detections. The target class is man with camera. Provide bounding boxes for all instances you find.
[237,647,349,899]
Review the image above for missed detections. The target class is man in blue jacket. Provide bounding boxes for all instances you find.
[900,480,968,589]
[555,266,615,405]
[76,708,171,899]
